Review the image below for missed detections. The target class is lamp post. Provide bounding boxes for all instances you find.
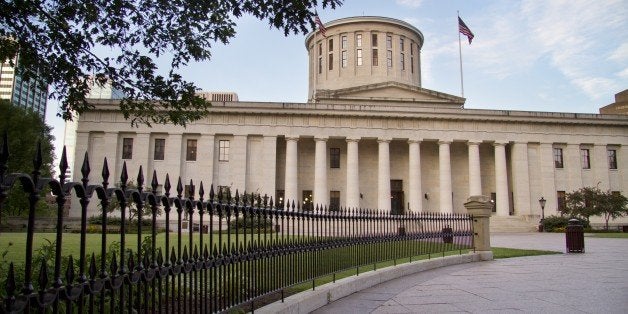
[538,197,546,232]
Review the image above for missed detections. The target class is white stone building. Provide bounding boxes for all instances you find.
[70,17,628,229]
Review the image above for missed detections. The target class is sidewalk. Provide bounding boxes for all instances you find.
[313,233,628,313]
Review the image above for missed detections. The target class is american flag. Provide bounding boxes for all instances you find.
[315,13,327,37]
[458,17,474,44]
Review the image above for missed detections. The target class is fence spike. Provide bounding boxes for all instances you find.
[203,245,209,259]
[176,177,183,198]
[188,179,194,199]
[199,181,205,199]
[164,173,171,196]
[65,256,75,283]
[182,246,189,262]
[209,184,215,202]
[269,196,274,209]
[170,249,177,264]
[157,249,164,266]
[6,262,16,296]
[89,254,97,279]
[81,152,90,181]
[151,170,158,192]
[38,259,49,291]
[59,146,68,182]
[120,162,128,188]
[102,157,110,185]
[137,165,144,188]
[110,252,118,274]
[234,189,240,204]
[128,253,135,270]
[193,245,199,259]
[212,244,219,258]
[33,141,42,173]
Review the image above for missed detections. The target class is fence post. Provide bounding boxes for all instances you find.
[464,195,493,261]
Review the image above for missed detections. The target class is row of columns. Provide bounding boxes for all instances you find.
[283,137,511,215]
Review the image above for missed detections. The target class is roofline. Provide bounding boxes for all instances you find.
[305,16,424,48]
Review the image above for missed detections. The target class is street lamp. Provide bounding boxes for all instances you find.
[538,197,546,232]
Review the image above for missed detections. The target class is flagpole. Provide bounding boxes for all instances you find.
[458,11,464,98]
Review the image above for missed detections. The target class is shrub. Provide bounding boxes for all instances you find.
[543,215,590,232]
[228,216,274,232]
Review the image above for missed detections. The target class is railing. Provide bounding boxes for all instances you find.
[0,134,474,313]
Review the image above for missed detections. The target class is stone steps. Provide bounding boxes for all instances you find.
[490,216,539,233]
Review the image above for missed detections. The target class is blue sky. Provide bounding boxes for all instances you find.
[45,0,628,160]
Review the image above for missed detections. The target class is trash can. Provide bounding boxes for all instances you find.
[566,219,584,253]
[442,226,453,244]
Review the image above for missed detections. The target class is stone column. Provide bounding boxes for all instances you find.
[467,141,482,196]
[377,138,391,213]
[464,195,494,261]
[539,143,557,216]
[511,142,531,215]
[284,136,299,206]
[494,142,510,216]
[593,144,610,191]
[439,140,453,213]
[565,143,582,192]
[346,138,360,209]
[313,137,328,209]
[408,139,422,212]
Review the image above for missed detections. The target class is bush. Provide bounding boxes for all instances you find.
[228,216,274,232]
[542,215,590,232]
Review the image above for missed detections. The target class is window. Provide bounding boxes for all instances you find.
[122,138,133,159]
[276,190,285,208]
[400,37,405,51]
[386,50,392,68]
[184,184,195,198]
[356,34,362,47]
[330,148,340,168]
[580,149,590,169]
[490,192,496,212]
[318,56,322,74]
[557,191,566,213]
[341,50,347,68]
[219,140,230,161]
[400,52,405,70]
[372,49,378,66]
[553,148,564,168]
[411,56,414,73]
[341,35,347,49]
[318,43,322,55]
[371,33,378,46]
[186,139,197,161]
[328,38,333,51]
[302,190,313,211]
[154,138,165,160]
[356,49,363,66]
[608,149,617,169]
[328,53,333,70]
[330,191,340,211]
[386,35,392,49]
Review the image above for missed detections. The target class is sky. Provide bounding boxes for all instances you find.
[45,0,628,163]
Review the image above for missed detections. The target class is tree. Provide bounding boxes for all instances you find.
[0,100,56,225]
[599,191,628,230]
[561,187,628,229]
[1,0,342,126]
[561,187,601,223]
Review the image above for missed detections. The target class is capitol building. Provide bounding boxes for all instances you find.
[70,16,628,229]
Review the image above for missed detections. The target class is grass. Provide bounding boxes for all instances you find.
[492,247,561,259]
[585,232,628,238]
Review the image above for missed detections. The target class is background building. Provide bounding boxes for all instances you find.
[70,17,628,230]
[599,89,628,115]
[0,55,48,118]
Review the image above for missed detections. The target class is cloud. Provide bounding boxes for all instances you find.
[617,68,628,79]
[396,0,423,8]
[609,43,628,62]
[439,0,628,100]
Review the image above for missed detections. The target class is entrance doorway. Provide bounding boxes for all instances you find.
[390,180,404,215]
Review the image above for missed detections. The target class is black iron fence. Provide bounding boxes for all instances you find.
[0,135,474,313]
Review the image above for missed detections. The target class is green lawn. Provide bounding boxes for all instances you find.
[585,232,628,238]
[492,247,561,259]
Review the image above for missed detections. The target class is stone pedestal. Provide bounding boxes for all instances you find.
[464,195,494,261]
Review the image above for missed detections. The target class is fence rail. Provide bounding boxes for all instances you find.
[0,134,474,313]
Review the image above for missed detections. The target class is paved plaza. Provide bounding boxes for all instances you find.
[314,233,628,313]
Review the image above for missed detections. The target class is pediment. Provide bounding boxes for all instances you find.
[315,81,465,106]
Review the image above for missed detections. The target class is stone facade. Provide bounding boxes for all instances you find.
[70,17,628,227]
